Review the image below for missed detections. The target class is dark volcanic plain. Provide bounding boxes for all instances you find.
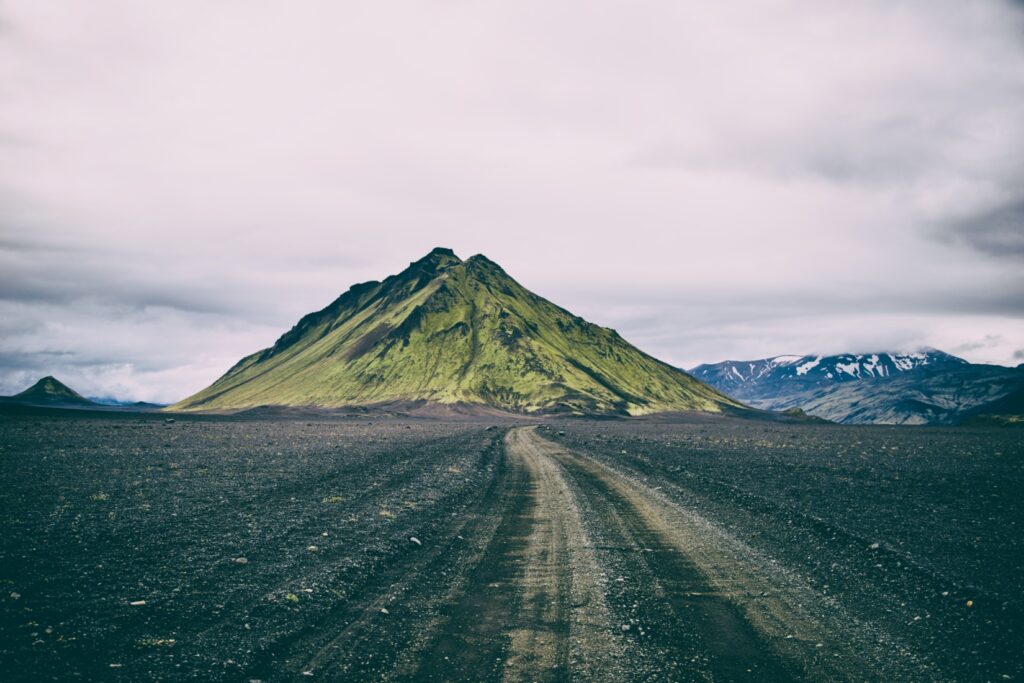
[1,410,1022,682]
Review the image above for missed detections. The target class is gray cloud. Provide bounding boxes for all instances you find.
[941,199,1024,258]
[2,0,1023,399]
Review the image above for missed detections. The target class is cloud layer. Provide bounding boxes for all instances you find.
[2,1,1023,401]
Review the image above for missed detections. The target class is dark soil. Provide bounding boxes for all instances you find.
[1,410,1021,681]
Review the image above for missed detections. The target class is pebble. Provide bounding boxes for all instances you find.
[234,557,248,565]
[380,607,390,615]
[409,537,422,546]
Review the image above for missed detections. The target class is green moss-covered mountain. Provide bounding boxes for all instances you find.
[5,376,95,406]
[171,248,741,415]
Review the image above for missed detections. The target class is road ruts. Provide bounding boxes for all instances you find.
[269,426,931,681]
[409,428,625,682]
[519,426,934,682]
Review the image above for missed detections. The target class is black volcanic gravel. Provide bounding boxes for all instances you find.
[1,411,1022,681]
[0,413,502,681]
[548,417,1024,681]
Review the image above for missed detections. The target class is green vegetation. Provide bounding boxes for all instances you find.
[12,376,94,405]
[170,248,741,416]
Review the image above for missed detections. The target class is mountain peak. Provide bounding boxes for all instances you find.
[417,246,461,266]
[172,250,740,415]
[11,376,93,405]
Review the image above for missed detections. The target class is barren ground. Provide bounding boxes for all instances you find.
[1,411,1021,681]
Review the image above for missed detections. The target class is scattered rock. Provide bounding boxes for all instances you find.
[233,557,248,565]
[306,545,318,553]
[380,607,389,615]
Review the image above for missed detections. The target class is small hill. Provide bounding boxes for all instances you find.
[5,376,96,407]
[171,248,741,416]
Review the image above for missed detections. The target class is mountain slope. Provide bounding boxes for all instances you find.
[690,350,967,401]
[172,248,741,415]
[753,363,1024,425]
[3,376,96,407]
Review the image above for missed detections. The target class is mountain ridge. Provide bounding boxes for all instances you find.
[692,351,1023,425]
[690,349,967,400]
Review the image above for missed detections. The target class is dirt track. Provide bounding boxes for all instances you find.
[324,426,929,681]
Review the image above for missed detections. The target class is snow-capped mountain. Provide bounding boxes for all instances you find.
[689,349,1024,425]
[689,349,967,401]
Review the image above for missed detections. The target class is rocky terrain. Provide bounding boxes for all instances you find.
[2,410,1021,681]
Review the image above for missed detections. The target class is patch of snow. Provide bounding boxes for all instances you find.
[796,356,822,376]
[835,362,860,376]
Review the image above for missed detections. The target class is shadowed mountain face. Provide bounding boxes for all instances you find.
[172,248,741,415]
[6,376,95,406]
[690,350,967,401]
[693,352,1024,425]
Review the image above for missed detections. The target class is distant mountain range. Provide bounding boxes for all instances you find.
[691,351,1024,425]
[171,248,741,416]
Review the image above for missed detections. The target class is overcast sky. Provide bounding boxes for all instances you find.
[2,1,1024,402]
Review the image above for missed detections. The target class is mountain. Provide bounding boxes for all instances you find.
[690,350,967,401]
[171,248,741,416]
[3,376,97,407]
[89,397,167,409]
[691,352,1024,425]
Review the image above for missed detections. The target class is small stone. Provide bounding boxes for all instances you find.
[306,545,318,553]
[621,624,630,631]
[130,600,146,606]
[409,537,422,546]
[380,607,389,615]
[869,542,880,550]
[234,557,248,565]
[10,592,20,600]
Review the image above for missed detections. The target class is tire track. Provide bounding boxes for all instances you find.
[408,428,625,682]
[515,426,926,682]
